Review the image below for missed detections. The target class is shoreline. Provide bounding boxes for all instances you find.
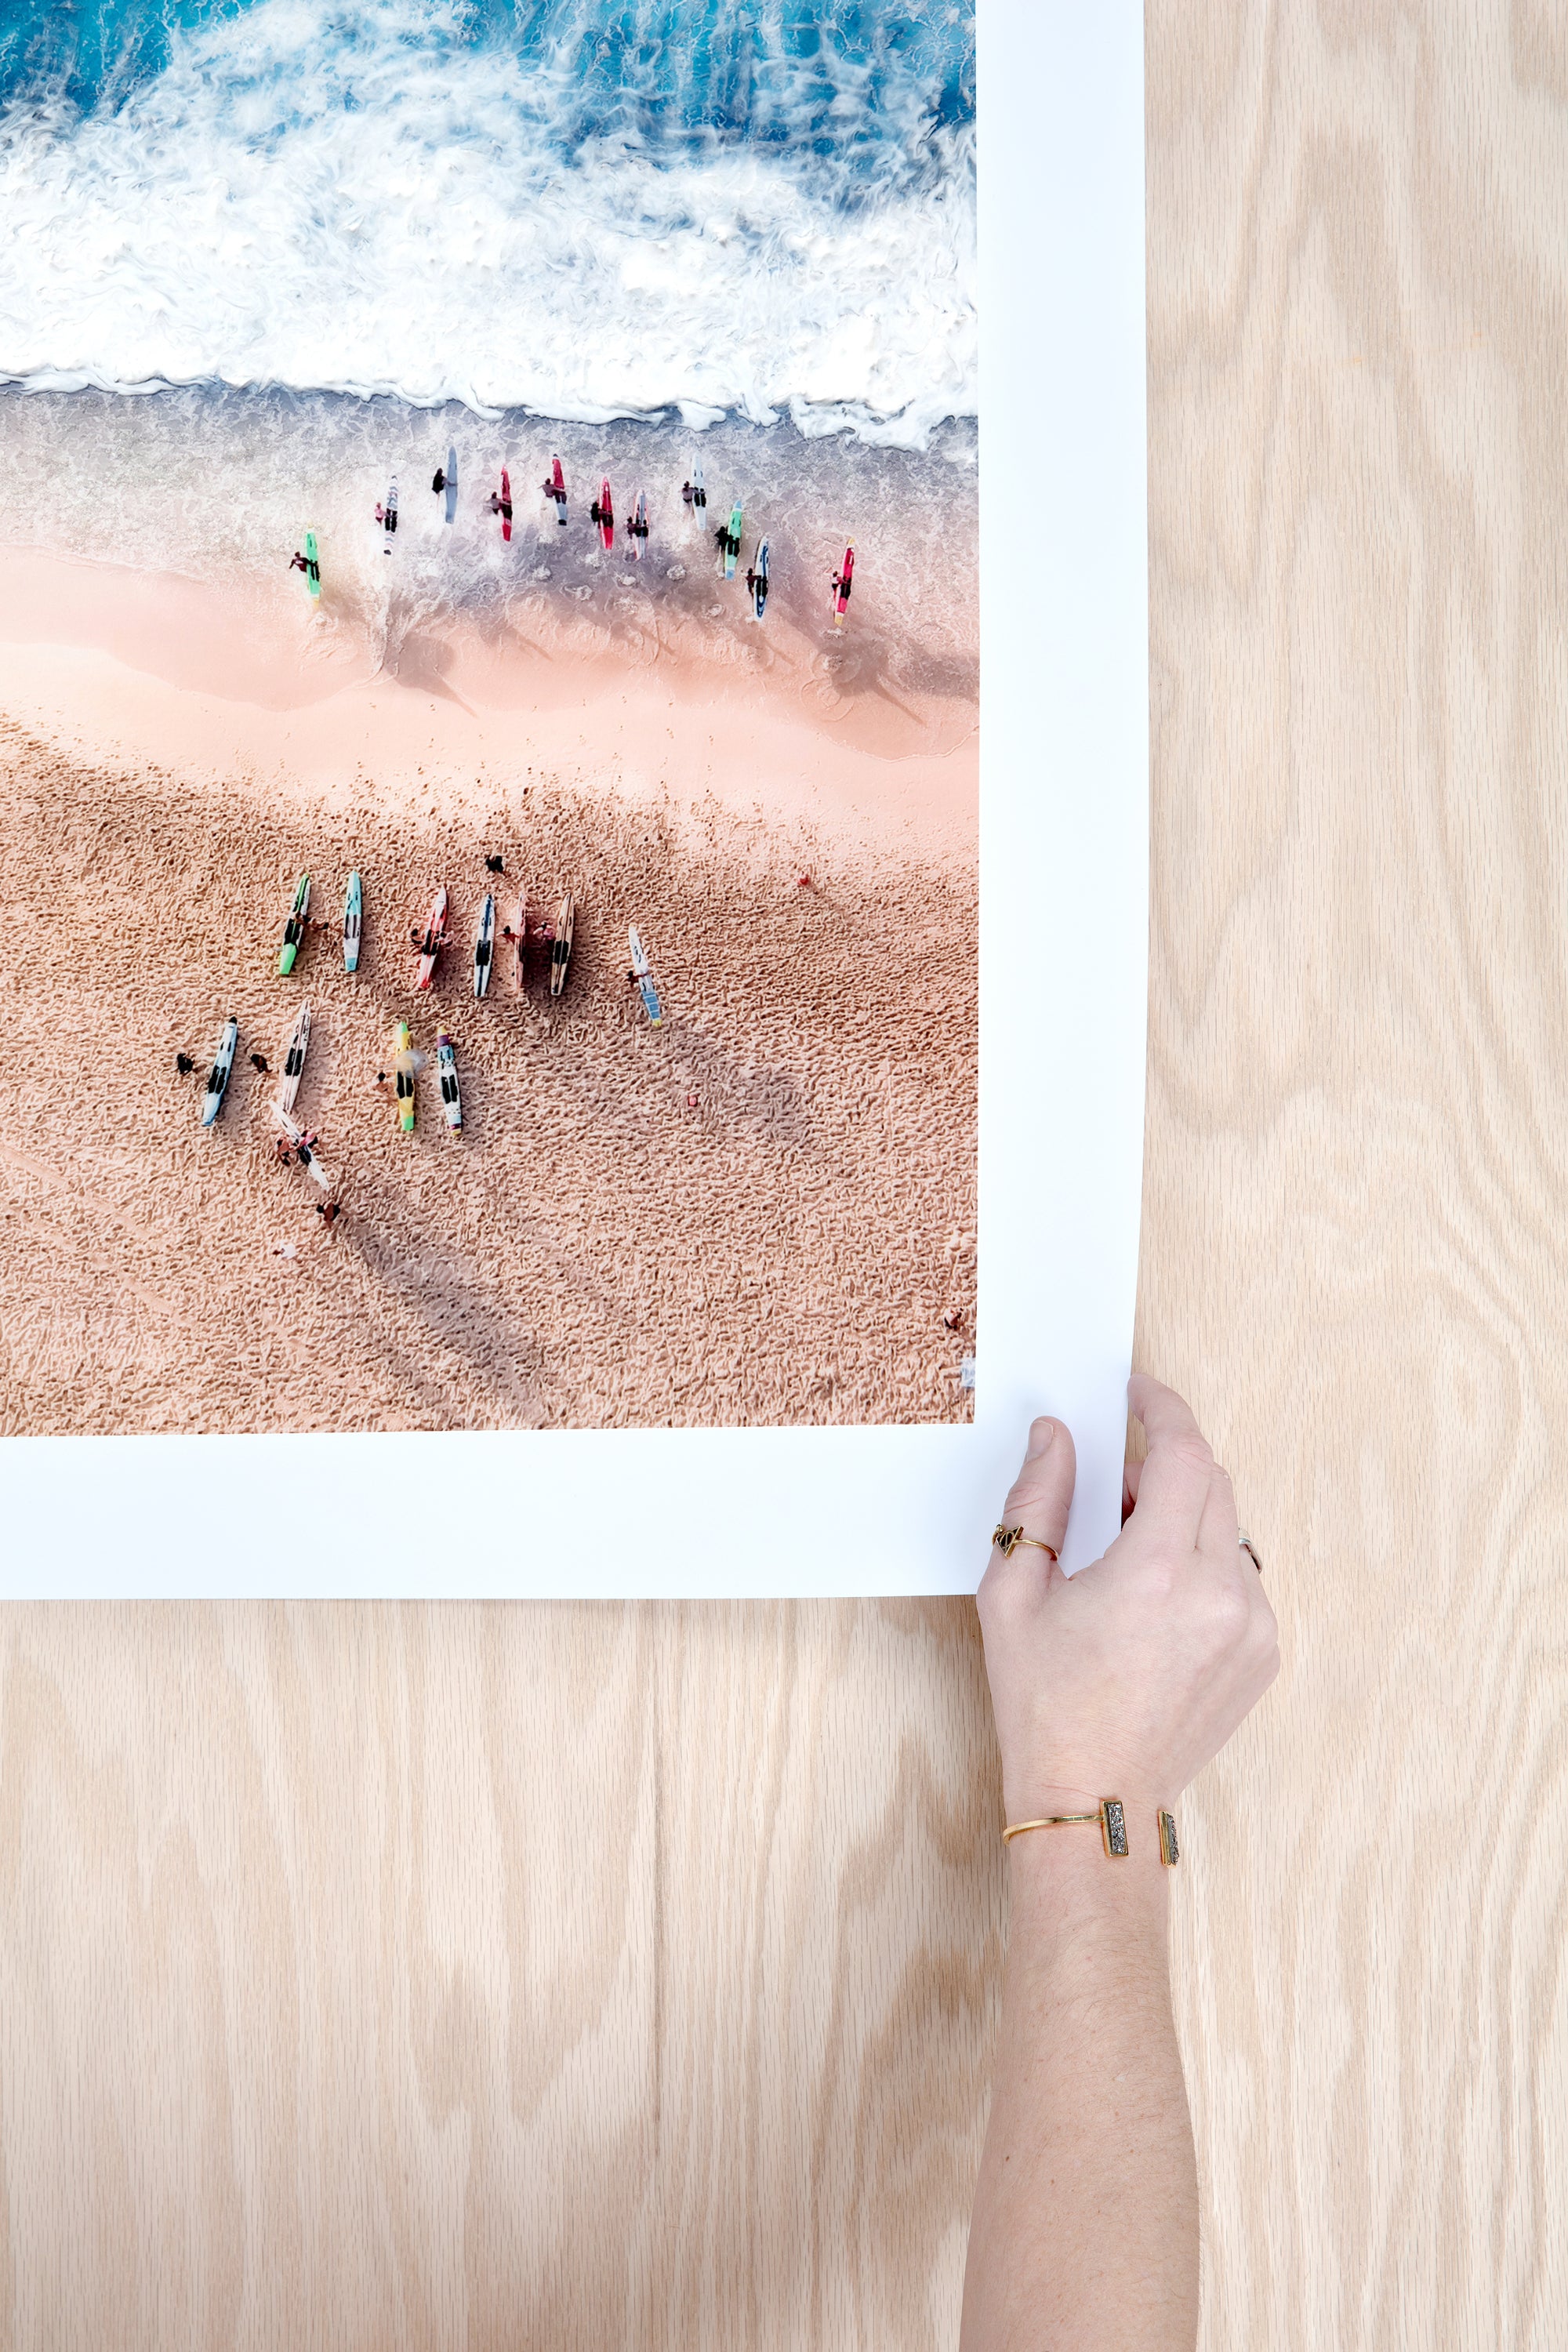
[0,546,975,856]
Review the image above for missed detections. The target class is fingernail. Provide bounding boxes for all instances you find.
[1026,1419,1057,1460]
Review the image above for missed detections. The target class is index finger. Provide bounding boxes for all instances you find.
[1126,1374,1214,1545]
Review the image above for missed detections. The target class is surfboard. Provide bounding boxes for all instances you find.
[435,1034,463,1131]
[598,477,614,552]
[515,889,528,991]
[278,1000,311,1113]
[474,893,495,998]
[200,1018,238,1127]
[630,488,647,559]
[274,1104,334,1192]
[550,453,567,524]
[303,528,321,601]
[278,874,310,976]
[382,479,398,552]
[499,466,512,543]
[550,894,574,1000]
[629,925,662,1025]
[445,444,458,525]
[394,1020,418,1133]
[833,541,855,627]
[753,537,770,621]
[343,870,362,973]
[691,457,706,515]
[416,887,448,990]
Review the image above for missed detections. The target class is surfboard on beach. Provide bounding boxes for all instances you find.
[629,925,662,1025]
[415,888,448,989]
[380,479,398,552]
[444,444,458,524]
[343,870,362,972]
[435,1033,463,1130]
[278,1000,310,1113]
[474,893,495,997]
[200,1018,238,1127]
[546,455,567,524]
[550,895,574,999]
[303,528,321,600]
[278,874,310,976]
[499,466,512,541]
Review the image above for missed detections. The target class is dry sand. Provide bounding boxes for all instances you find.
[0,568,975,1432]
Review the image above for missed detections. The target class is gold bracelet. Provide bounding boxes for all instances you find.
[1003,1798,1129,1857]
[1001,1801,1181,1866]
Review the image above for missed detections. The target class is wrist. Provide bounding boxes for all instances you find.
[1004,1820,1171,1958]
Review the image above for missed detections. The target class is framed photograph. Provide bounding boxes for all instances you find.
[0,2,1146,1597]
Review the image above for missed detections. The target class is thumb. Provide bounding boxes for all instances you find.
[990,1417,1077,1578]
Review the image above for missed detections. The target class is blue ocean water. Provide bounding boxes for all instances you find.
[0,0,975,439]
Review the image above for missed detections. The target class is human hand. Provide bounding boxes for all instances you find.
[977,1376,1279,1824]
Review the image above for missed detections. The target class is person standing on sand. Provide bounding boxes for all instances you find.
[249,1052,269,1074]
[176,1053,194,1076]
[288,550,309,575]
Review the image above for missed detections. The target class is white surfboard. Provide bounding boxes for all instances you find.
[278,1000,311,1113]
[274,1104,335,1192]
[474,893,495,998]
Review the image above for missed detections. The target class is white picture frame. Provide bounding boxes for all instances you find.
[0,2,1147,1600]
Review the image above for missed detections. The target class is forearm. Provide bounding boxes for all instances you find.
[960,1833,1198,2352]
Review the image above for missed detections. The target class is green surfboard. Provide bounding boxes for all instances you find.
[278,873,310,976]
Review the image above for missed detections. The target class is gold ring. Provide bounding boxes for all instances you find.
[1237,1529,1263,1575]
[993,1523,1059,1563]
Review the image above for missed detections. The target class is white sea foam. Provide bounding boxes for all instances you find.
[0,0,975,448]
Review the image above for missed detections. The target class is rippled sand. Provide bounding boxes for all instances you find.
[0,603,975,1430]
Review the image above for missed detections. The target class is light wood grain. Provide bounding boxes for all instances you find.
[1145,3,1568,2344]
[0,1602,1002,2349]
[4,7,1566,2347]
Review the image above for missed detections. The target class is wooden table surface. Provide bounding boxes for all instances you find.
[4,7,1566,2345]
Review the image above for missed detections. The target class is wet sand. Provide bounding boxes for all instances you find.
[0,595,976,1431]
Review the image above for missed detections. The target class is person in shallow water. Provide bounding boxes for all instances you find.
[431,467,446,495]
[681,481,693,511]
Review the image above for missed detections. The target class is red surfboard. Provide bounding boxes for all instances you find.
[599,477,614,552]
[499,466,512,543]
[545,454,567,524]
[833,541,855,628]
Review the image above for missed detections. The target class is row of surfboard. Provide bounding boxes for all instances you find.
[193,1004,455,1149]
[296,446,855,630]
[276,871,591,1001]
